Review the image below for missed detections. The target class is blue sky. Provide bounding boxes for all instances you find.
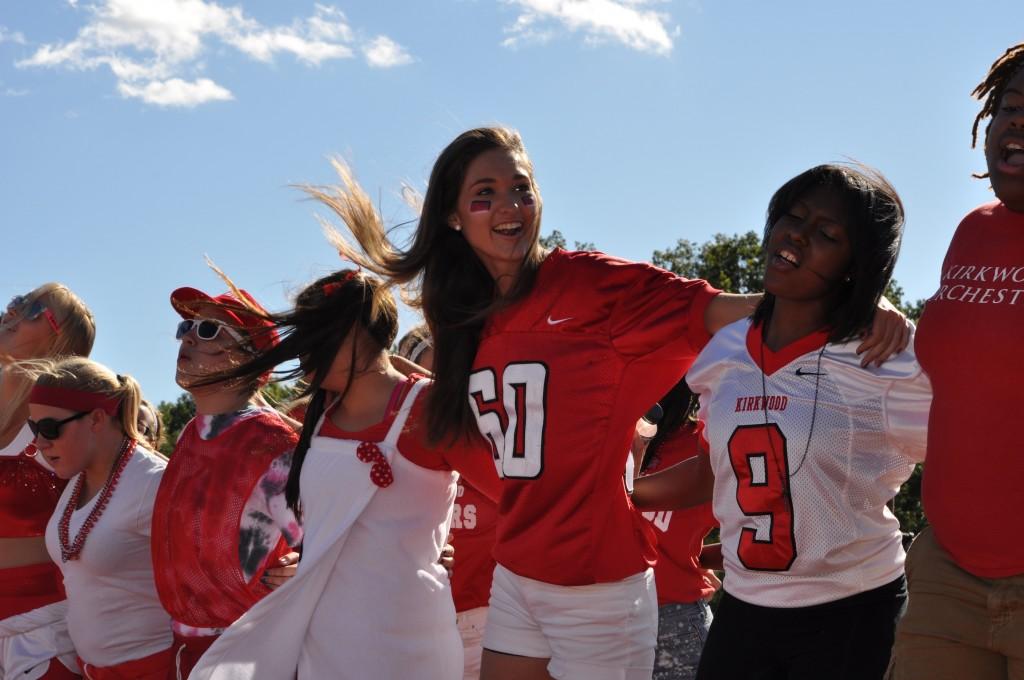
[2,1,1021,405]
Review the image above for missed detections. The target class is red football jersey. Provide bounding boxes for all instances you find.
[469,249,718,585]
[449,479,498,612]
[640,423,718,606]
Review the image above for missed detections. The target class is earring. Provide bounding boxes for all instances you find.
[843,275,852,283]
[450,221,462,232]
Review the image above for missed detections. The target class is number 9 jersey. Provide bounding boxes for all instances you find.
[470,249,718,586]
[687,318,931,608]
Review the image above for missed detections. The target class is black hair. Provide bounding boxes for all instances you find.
[752,163,904,344]
[194,268,398,511]
[640,379,698,474]
[972,43,1024,166]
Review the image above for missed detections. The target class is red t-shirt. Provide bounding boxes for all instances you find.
[449,480,498,612]
[916,201,1024,578]
[470,249,718,585]
[640,423,717,605]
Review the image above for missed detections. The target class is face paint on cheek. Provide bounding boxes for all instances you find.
[470,200,491,213]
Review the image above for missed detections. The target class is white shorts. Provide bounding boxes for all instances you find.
[456,606,487,680]
[483,565,658,680]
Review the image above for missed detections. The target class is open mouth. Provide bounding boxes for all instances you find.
[492,221,524,237]
[1001,140,1024,167]
[773,247,801,268]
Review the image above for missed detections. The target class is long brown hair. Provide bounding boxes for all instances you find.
[190,269,399,510]
[317,127,546,443]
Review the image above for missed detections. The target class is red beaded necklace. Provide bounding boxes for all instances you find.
[58,437,136,562]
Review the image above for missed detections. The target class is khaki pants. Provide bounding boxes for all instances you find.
[888,526,1024,680]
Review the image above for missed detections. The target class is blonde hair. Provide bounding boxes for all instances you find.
[137,398,164,450]
[0,283,96,434]
[27,357,146,444]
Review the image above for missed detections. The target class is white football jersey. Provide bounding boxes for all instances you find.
[688,318,931,608]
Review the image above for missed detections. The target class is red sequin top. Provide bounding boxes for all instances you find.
[0,424,67,538]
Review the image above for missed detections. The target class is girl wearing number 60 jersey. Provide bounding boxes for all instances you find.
[329,128,910,680]
[636,163,931,680]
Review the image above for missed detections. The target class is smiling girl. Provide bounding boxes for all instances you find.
[634,164,931,680]
[323,128,909,680]
[0,283,94,680]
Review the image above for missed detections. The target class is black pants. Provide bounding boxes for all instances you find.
[696,575,907,680]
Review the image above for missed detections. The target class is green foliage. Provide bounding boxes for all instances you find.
[539,229,595,252]
[883,280,927,323]
[260,381,303,410]
[652,231,764,293]
[155,393,195,456]
[893,465,926,535]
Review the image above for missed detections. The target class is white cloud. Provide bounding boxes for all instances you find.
[4,87,29,97]
[0,26,27,45]
[118,76,233,107]
[363,35,413,68]
[16,1,413,107]
[503,0,676,55]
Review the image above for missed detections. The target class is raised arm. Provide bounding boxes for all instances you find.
[631,452,714,511]
[703,292,909,366]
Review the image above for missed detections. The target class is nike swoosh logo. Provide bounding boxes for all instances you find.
[547,315,573,326]
[795,368,826,376]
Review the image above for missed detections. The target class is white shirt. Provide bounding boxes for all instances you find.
[45,444,172,666]
[190,379,464,680]
[688,318,931,607]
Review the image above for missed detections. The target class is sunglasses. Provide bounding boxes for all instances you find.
[27,411,89,441]
[4,295,61,334]
[175,318,249,346]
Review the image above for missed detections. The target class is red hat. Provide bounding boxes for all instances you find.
[170,287,279,354]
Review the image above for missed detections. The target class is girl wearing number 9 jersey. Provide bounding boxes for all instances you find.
[636,163,931,680]
[328,128,909,680]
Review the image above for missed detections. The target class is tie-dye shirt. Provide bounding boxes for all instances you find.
[167,406,303,638]
[190,407,303,582]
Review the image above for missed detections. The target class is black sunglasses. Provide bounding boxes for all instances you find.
[28,411,90,440]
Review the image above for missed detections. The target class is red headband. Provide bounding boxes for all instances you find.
[322,271,359,297]
[28,385,121,416]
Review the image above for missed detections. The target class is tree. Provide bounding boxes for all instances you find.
[156,393,195,456]
[653,231,764,293]
[883,280,927,323]
[539,229,595,252]
[260,381,303,410]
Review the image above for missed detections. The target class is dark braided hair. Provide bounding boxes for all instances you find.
[971,43,1024,176]
[193,268,399,511]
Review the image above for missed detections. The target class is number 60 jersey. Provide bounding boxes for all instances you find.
[470,249,718,586]
[688,318,932,608]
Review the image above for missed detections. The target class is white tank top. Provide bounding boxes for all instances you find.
[190,378,463,680]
